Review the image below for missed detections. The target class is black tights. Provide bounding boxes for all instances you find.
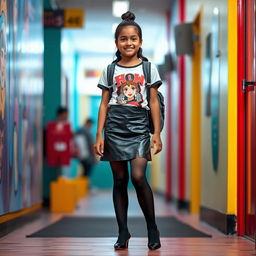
[110,158,157,234]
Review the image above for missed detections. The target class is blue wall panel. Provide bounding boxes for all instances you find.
[0,0,43,215]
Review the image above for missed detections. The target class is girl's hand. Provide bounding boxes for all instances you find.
[151,133,162,155]
[94,134,104,157]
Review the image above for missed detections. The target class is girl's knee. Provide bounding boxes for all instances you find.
[114,176,129,188]
[131,175,145,188]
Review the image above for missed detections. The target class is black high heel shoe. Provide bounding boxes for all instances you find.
[114,232,131,250]
[148,229,161,250]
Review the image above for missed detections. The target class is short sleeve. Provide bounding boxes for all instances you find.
[150,64,162,88]
[97,67,110,90]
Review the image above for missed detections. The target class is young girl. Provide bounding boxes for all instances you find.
[94,11,162,251]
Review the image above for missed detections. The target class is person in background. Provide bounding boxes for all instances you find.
[45,106,73,175]
[56,106,68,122]
[44,106,69,158]
[75,119,96,177]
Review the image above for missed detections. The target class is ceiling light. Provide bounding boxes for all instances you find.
[213,7,219,15]
[112,0,130,18]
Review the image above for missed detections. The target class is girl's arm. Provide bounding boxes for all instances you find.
[94,89,110,156]
[149,87,162,155]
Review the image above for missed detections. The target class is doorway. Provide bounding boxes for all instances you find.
[245,0,256,241]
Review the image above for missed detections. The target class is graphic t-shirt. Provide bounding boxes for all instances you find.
[97,62,162,109]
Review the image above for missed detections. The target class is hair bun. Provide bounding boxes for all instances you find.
[121,11,136,22]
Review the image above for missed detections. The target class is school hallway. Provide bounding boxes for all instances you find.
[1,0,256,255]
[0,190,254,256]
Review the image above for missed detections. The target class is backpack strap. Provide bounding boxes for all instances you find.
[142,61,151,106]
[107,63,116,97]
[142,61,151,85]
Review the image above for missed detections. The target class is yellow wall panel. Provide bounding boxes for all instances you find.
[227,0,237,214]
[190,11,202,213]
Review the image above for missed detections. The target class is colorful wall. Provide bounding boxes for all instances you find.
[150,0,237,233]
[185,0,229,213]
[0,0,43,215]
[170,0,180,201]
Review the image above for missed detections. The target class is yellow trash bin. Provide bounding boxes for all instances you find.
[50,177,77,213]
[75,176,89,198]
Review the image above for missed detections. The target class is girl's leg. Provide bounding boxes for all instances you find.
[130,157,161,250]
[130,158,157,230]
[110,161,130,248]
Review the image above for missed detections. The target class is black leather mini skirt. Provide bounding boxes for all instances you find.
[101,105,151,161]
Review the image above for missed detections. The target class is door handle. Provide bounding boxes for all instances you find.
[242,79,256,92]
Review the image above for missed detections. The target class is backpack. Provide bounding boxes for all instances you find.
[107,61,165,134]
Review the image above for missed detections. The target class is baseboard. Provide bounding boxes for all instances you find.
[200,206,236,235]
[177,199,190,211]
[154,191,190,211]
[167,195,190,211]
[0,205,42,238]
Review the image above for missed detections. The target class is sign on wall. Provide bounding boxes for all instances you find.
[64,9,84,28]
[44,9,84,28]
[44,9,64,28]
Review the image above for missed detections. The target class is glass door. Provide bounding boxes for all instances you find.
[245,0,256,240]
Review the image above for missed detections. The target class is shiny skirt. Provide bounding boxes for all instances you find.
[101,105,151,161]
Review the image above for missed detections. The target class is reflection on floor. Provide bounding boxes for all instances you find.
[0,190,254,256]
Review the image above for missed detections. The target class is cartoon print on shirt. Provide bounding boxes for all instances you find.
[115,73,143,106]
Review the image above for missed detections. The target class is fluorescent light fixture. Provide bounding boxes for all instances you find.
[112,0,130,18]
[213,7,219,15]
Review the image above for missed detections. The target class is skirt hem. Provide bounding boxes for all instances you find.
[100,153,151,162]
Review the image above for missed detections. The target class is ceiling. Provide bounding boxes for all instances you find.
[58,0,172,61]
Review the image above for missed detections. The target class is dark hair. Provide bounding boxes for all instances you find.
[56,106,68,116]
[85,118,93,124]
[113,11,148,63]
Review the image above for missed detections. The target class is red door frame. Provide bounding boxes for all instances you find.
[237,0,245,235]
[178,0,186,204]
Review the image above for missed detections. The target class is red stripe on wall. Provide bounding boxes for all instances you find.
[237,0,245,236]
[178,0,186,201]
[179,0,185,22]
[178,56,185,200]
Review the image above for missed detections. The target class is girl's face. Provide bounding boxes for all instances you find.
[123,85,136,99]
[115,26,142,59]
